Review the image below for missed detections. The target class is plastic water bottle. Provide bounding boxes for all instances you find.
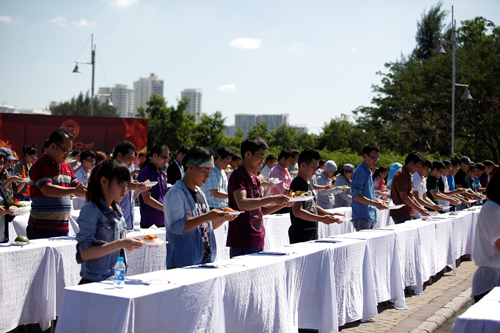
[114,257,126,289]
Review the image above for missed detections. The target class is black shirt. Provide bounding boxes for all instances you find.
[188,188,211,261]
[454,169,470,189]
[289,177,318,244]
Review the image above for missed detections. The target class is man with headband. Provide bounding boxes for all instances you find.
[164,146,236,268]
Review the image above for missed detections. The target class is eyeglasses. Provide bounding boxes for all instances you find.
[160,155,170,160]
[55,143,72,155]
[367,154,380,162]
[84,158,96,163]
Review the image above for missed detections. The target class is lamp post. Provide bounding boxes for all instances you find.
[73,34,96,117]
[434,6,473,156]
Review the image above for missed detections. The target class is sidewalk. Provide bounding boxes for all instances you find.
[339,259,476,332]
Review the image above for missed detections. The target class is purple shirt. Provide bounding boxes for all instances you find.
[138,163,168,227]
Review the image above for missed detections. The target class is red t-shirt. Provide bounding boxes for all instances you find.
[390,165,415,218]
[226,166,265,249]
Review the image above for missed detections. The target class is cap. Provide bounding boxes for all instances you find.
[343,164,354,172]
[0,147,18,161]
[460,156,473,165]
[324,160,337,172]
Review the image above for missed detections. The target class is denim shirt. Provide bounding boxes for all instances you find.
[76,198,127,282]
[351,162,377,223]
[164,180,217,269]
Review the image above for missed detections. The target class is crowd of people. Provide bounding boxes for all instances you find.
[0,130,498,299]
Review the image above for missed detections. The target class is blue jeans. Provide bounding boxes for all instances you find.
[352,218,374,231]
[230,247,263,259]
[393,216,415,224]
[26,226,68,240]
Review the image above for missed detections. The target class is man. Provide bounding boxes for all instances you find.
[73,149,96,210]
[164,146,236,269]
[227,137,292,258]
[260,154,276,181]
[0,147,21,200]
[287,149,299,177]
[427,161,461,207]
[316,160,345,209]
[27,128,87,239]
[483,160,494,184]
[390,151,429,224]
[454,156,482,201]
[200,146,233,210]
[167,145,189,185]
[475,162,488,188]
[113,141,148,229]
[412,157,443,217]
[351,144,388,231]
[268,148,294,196]
[289,149,343,243]
[138,143,169,228]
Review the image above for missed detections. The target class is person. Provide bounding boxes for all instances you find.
[113,141,148,229]
[73,150,96,210]
[390,152,429,224]
[12,145,37,200]
[167,145,189,185]
[438,160,466,210]
[316,160,343,209]
[454,156,482,201]
[289,149,343,243]
[226,153,241,180]
[471,170,500,302]
[447,158,460,191]
[95,151,107,165]
[226,137,292,258]
[268,148,294,197]
[0,152,15,243]
[426,161,460,209]
[351,144,389,231]
[138,143,169,228]
[42,139,50,155]
[69,150,81,172]
[287,149,299,177]
[260,154,276,181]
[483,160,494,184]
[470,164,485,193]
[387,162,402,190]
[200,146,233,210]
[27,128,87,239]
[412,157,442,217]
[475,162,488,188]
[165,147,237,269]
[373,166,389,201]
[75,159,145,283]
[131,152,146,179]
[334,164,354,207]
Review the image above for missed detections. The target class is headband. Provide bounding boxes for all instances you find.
[185,155,214,168]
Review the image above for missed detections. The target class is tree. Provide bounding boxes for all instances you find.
[317,114,374,153]
[247,121,272,143]
[297,132,318,150]
[51,92,118,117]
[413,2,448,60]
[270,124,298,149]
[194,111,227,149]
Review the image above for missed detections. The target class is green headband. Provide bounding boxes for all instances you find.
[185,155,214,168]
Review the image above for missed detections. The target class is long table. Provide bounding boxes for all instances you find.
[451,287,500,333]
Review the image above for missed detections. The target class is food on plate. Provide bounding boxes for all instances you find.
[7,200,26,208]
[342,185,349,189]
[222,207,237,213]
[8,206,19,210]
[289,191,307,198]
[15,235,30,243]
[145,179,150,182]
[143,234,162,243]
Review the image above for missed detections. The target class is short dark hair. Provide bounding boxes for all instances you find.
[431,161,445,171]
[475,163,485,171]
[291,149,299,156]
[80,149,96,161]
[215,146,233,160]
[265,154,276,164]
[450,157,460,167]
[362,143,380,156]
[405,151,423,165]
[48,128,73,145]
[298,148,320,167]
[138,152,146,158]
[113,141,136,159]
[72,150,81,157]
[422,157,432,168]
[469,164,477,172]
[178,145,190,155]
[484,160,494,167]
[182,146,212,169]
[150,143,169,156]
[278,148,294,161]
[442,159,451,167]
[231,153,241,161]
[23,144,38,156]
[319,159,326,168]
[43,139,50,151]
[241,137,268,158]
[373,166,388,180]
[486,169,500,205]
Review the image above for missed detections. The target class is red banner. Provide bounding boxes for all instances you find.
[0,113,148,158]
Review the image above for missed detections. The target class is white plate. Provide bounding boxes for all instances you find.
[288,196,314,202]
[141,181,158,187]
[388,204,404,210]
[143,240,167,247]
[449,212,460,215]
[10,241,30,246]
[227,211,244,216]
[20,178,30,183]
[268,178,282,185]
[12,208,30,216]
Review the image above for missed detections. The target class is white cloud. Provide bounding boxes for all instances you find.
[288,42,303,51]
[72,19,97,28]
[112,0,139,8]
[229,38,261,50]
[49,16,68,27]
[0,15,13,23]
[217,84,237,92]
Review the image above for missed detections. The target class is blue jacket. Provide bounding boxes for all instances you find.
[164,180,217,269]
[76,199,127,282]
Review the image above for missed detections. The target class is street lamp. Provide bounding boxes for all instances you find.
[72,34,96,116]
[434,6,473,156]
[95,93,113,107]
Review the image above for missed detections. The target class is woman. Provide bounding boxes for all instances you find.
[73,150,96,210]
[373,166,389,201]
[76,159,144,283]
[0,153,15,243]
[13,144,37,200]
[334,164,354,207]
[471,170,500,302]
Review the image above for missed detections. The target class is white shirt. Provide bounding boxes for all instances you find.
[413,172,427,218]
[261,165,272,180]
[439,175,450,208]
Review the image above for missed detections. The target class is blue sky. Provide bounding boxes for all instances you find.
[1,0,499,133]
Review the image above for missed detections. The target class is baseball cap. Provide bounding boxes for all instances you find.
[343,164,354,172]
[460,156,473,165]
[0,147,18,161]
[324,160,337,172]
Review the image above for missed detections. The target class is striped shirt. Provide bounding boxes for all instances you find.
[201,166,228,209]
[28,154,79,232]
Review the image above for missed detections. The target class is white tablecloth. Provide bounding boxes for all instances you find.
[451,287,500,333]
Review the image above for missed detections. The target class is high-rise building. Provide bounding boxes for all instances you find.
[235,114,290,136]
[109,85,135,118]
[133,73,164,110]
[181,89,202,123]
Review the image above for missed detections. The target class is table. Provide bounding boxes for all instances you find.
[451,287,500,333]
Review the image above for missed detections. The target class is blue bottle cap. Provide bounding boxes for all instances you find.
[117,257,124,262]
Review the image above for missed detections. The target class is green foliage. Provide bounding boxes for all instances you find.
[247,121,272,143]
[270,124,298,148]
[194,111,227,149]
[413,1,448,60]
[317,114,375,153]
[50,92,118,117]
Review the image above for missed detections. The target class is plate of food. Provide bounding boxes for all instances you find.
[141,234,166,247]
[9,206,30,215]
[10,235,30,246]
[140,180,158,187]
[19,178,30,183]
[268,178,282,185]
[222,207,244,215]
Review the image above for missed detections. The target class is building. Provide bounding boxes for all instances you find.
[181,89,202,123]
[133,73,164,110]
[1,102,51,115]
[108,84,135,118]
[234,114,289,136]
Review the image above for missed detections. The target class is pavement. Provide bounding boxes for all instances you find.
[339,258,476,332]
